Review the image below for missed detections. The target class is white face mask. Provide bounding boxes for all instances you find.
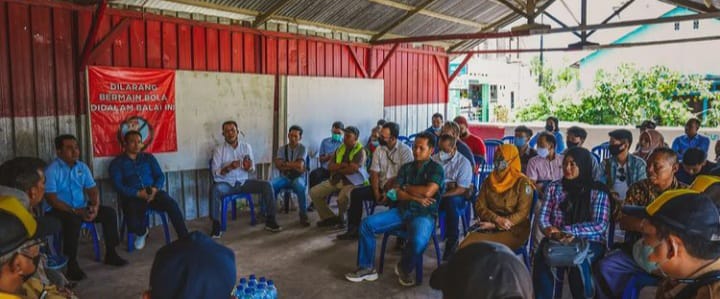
[537,147,550,158]
[439,151,452,162]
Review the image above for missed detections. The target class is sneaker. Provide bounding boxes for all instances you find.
[395,262,415,287]
[104,252,129,267]
[316,217,340,227]
[337,228,359,240]
[45,254,68,270]
[66,262,87,281]
[299,215,311,227]
[134,228,149,250]
[345,268,379,282]
[264,219,283,232]
[210,221,223,239]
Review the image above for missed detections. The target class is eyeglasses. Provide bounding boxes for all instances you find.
[617,167,626,182]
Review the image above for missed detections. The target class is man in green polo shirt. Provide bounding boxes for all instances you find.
[345,132,445,287]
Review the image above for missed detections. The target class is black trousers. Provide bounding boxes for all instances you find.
[48,206,120,261]
[309,168,330,189]
[121,190,188,238]
[347,186,379,229]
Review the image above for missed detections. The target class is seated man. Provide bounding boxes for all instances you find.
[110,131,189,249]
[440,121,475,171]
[210,121,281,235]
[270,125,309,227]
[672,118,710,157]
[676,147,717,185]
[596,148,685,299]
[45,135,127,281]
[424,113,444,138]
[310,126,367,228]
[144,231,236,299]
[453,116,486,158]
[565,126,603,181]
[337,122,413,240]
[431,134,472,260]
[601,129,647,208]
[526,132,564,192]
[0,196,51,298]
[513,125,536,173]
[345,132,444,286]
[622,190,720,299]
[529,116,566,154]
[309,121,344,189]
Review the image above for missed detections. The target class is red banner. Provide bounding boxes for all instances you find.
[88,66,177,157]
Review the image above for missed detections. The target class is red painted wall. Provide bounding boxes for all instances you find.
[0,0,447,158]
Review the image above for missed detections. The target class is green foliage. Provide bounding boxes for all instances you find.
[517,60,719,127]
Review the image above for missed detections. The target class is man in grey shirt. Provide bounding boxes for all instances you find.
[271,125,310,226]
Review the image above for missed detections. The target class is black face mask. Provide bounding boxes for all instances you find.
[378,138,388,147]
[609,144,625,156]
[22,254,41,282]
[567,141,580,148]
[545,125,554,132]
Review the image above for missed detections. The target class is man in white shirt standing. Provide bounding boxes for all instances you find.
[210,121,281,237]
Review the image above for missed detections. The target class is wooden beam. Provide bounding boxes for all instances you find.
[448,53,471,83]
[447,12,519,52]
[253,0,294,28]
[368,0,486,29]
[347,45,369,78]
[372,43,400,78]
[371,0,437,42]
[79,0,108,69]
[433,55,448,85]
[86,18,133,64]
[585,0,635,38]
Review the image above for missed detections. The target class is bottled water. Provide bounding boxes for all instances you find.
[235,286,243,297]
[242,288,253,299]
[238,278,247,290]
[255,285,267,299]
[258,277,267,288]
[249,274,257,285]
[267,280,277,299]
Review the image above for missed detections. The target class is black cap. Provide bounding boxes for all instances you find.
[150,231,237,299]
[608,129,633,145]
[332,121,344,130]
[622,190,720,242]
[430,242,533,299]
[636,120,656,130]
[0,196,54,257]
[343,126,360,138]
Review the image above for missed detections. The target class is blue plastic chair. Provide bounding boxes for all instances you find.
[378,228,442,286]
[397,136,410,146]
[592,142,610,162]
[514,191,538,269]
[622,272,659,299]
[363,200,377,216]
[209,159,256,228]
[502,136,515,144]
[52,221,101,262]
[278,155,312,213]
[122,208,171,253]
[438,200,471,241]
[592,152,602,164]
[481,139,503,179]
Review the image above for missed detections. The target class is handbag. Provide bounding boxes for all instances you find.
[542,238,591,267]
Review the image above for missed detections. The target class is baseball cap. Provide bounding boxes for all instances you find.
[622,189,720,241]
[453,116,468,126]
[690,175,720,192]
[0,195,54,257]
[149,231,237,299]
[332,121,344,130]
[636,120,657,130]
[430,241,533,299]
[343,126,360,138]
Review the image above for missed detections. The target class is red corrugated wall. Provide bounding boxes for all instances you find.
[0,0,448,161]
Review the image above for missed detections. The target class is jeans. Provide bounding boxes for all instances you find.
[270,175,308,217]
[533,238,606,299]
[441,195,466,243]
[121,190,188,238]
[347,186,378,229]
[211,180,276,221]
[357,208,435,274]
[596,249,647,299]
[309,168,330,189]
[48,206,120,261]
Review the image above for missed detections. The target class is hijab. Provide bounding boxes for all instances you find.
[561,147,609,225]
[634,129,665,161]
[488,144,526,193]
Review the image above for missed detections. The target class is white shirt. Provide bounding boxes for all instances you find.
[211,142,255,185]
[370,142,414,187]
[432,150,473,189]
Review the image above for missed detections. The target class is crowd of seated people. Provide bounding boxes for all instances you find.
[2,113,720,299]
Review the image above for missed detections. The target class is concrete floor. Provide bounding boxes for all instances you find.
[72,206,444,299]
[70,206,656,299]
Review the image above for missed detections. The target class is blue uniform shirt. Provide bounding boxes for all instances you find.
[672,134,710,157]
[45,158,96,209]
[319,137,342,169]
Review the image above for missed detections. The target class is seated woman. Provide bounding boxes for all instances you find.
[533,147,611,299]
[633,129,665,162]
[460,144,533,251]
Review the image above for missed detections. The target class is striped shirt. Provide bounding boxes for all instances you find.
[431,151,473,189]
[539,181,611,243]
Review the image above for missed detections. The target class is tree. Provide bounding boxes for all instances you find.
[517,62,719,126]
